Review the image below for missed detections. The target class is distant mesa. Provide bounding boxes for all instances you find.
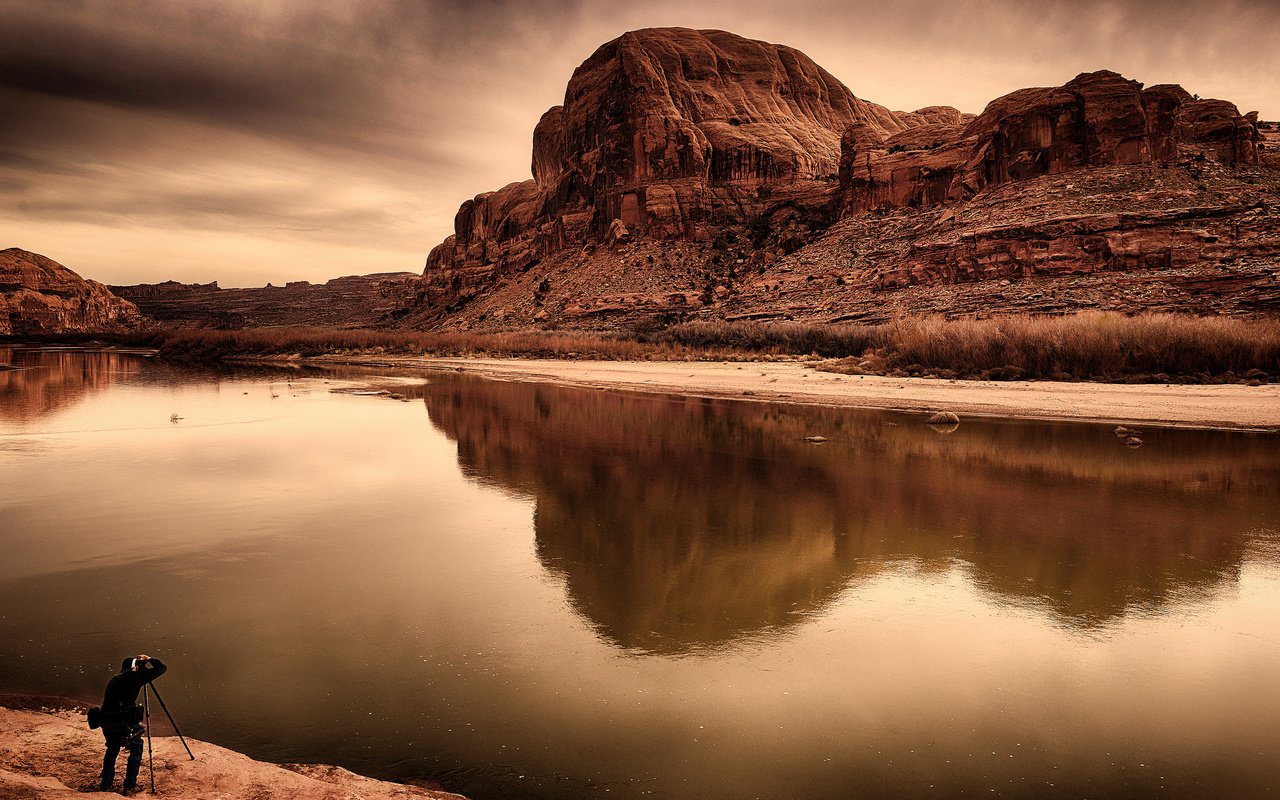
[111,272,420,329]
[411,27,1280,330]
[0,248,149,335]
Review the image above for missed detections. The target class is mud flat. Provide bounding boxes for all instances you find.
[0,698,465,799]
[304,355,1280,432]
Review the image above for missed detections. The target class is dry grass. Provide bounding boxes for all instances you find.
[113,312,1280,383]
[869,313,1280,382]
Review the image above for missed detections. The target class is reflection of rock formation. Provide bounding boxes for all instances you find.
[0,347,143,422]
[425,376,1277,650]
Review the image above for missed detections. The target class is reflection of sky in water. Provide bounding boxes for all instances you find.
[1,349,1278,800]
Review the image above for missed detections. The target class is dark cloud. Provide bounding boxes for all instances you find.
[0,0,1276,285]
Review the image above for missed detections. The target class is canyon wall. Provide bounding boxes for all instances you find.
[413,29,1277,330]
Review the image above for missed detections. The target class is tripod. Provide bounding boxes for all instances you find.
[142,683,196,793]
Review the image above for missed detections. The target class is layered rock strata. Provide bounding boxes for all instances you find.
[0,248,148,335]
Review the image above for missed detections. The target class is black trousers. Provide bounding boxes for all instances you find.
[100,722,144,790]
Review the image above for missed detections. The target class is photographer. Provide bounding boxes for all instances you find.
[97,654,167,794]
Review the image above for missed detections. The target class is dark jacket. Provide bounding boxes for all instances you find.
[101,657,167,722]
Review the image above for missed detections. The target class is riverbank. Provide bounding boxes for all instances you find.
[305,354,1280,431]
[0,697,466,799]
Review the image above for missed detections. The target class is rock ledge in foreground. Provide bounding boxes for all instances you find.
[0,702,467,799]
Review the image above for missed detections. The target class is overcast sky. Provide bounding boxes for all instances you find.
[2,0,1277,287]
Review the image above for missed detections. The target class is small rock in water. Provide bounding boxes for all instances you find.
[1114,425,1136,437]
[804,435,829,443]
[927,411,960,425]
[1124,436,1144,448]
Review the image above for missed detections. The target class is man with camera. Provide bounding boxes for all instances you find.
[95,654,167,794]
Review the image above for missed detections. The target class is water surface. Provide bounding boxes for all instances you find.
[1,346,1278,799]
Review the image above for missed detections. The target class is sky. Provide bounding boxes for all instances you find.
[2,0,1277,287]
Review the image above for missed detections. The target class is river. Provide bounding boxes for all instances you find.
[2,345,1278,799]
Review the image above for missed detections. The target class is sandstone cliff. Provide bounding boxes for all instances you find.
[0,249,149,335]
[412,29,1277,331]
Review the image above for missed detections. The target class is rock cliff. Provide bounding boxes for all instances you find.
[0,249,149,335]
[412,29,1278,331]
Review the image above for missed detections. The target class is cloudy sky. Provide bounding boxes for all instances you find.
[2,0,1277,287]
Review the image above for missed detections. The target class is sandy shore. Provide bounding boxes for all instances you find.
[0,697,465,799]
[308,355,1280,432]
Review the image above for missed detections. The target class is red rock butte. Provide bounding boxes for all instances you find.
[0,248,148,335]
[413,27,1280,330]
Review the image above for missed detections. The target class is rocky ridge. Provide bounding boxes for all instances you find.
[0,248,149,335]
[411,28,1279,331]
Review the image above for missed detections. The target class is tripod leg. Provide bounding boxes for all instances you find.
[144,685,155,794]
[147,684,195,761]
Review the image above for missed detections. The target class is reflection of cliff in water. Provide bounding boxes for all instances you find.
[424,374,1279,652]
[0,347,143,422]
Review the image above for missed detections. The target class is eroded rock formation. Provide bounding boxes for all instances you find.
[421,27,911,311]
[0,248,148,335]
[413,28,1278,330]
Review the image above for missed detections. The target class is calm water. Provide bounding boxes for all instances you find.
[2,345,1279,799]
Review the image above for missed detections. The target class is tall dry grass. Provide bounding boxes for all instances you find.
[651,320,878,357]
[879,313,1280,380]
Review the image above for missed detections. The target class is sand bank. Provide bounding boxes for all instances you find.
[309,355,1280,432]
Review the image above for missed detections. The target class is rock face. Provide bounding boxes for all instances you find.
[413,29,1278,331]
[0,249,149,335]
[112,273,420,328]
